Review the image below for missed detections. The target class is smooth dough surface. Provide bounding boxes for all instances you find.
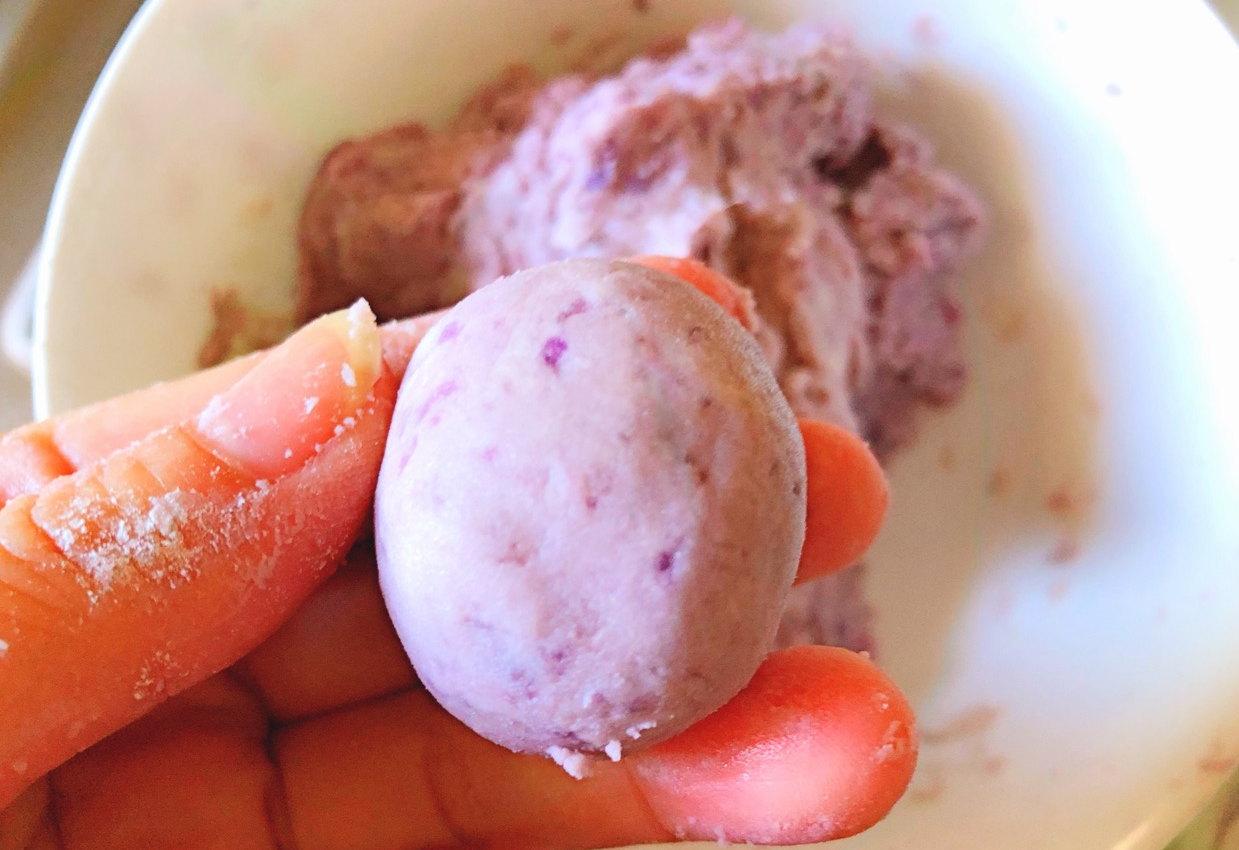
[375,258,806,770]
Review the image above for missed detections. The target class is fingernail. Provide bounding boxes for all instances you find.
[195,301,382,479]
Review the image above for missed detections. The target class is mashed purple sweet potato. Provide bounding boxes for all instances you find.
[296,18,985,653]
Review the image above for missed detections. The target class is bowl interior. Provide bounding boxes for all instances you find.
[35,0,1239,848]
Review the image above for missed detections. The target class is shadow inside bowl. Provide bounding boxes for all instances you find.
[863,65,1102,709]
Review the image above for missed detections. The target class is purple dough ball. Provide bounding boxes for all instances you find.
[375,258,805,775]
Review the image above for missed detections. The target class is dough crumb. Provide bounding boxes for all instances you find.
[546,746,593,779]
[626,721,656,739]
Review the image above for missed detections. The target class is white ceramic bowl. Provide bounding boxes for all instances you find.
[33,1,1239,848]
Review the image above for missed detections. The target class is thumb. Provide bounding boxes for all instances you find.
[0,303,395,808]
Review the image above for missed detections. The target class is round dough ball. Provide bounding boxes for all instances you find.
[375,258,805,772]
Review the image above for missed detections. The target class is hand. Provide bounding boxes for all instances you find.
[0,270,913,849]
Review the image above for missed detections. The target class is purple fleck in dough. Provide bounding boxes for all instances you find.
[558,298,590,321]
[414,380,457,424]
[541,336,568,370]
[375,259,805,775]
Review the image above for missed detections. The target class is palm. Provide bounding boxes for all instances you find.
[4,542,668,850]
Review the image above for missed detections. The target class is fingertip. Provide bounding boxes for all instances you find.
[194,302,387,480]
[378,310,449,381]
[629,646,917,845]
[797,418,889,583]
[625,255,756,331]
[338,300,384,392]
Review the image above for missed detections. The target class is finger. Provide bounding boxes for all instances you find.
[797,419,889,583]
[625,255,756,330]
[618,260,890,582]
[269,647,913,850]
[0,305,395,808]
[0,309,446,508]
[273,688,669,850]
[0,354,261,507]
[234,542,416,722]
[378,310,447,378]
[0,778,51,850]
[630,645,917,844]
[48,674,289,850]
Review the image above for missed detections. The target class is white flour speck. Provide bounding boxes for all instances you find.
[198,395,227,427]
[0,638,8,656]
[341,363,356,387]
[284,448,293,459]
[626,720,656,739]
[347,300,369,338]
[604,740,622,761]
[252,555,277,589]
[546,746,592,779]
[304,397,319,415]
[51,488,194,593]
[146,490,189,543]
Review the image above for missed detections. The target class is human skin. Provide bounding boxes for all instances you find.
[0,264,914,848]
